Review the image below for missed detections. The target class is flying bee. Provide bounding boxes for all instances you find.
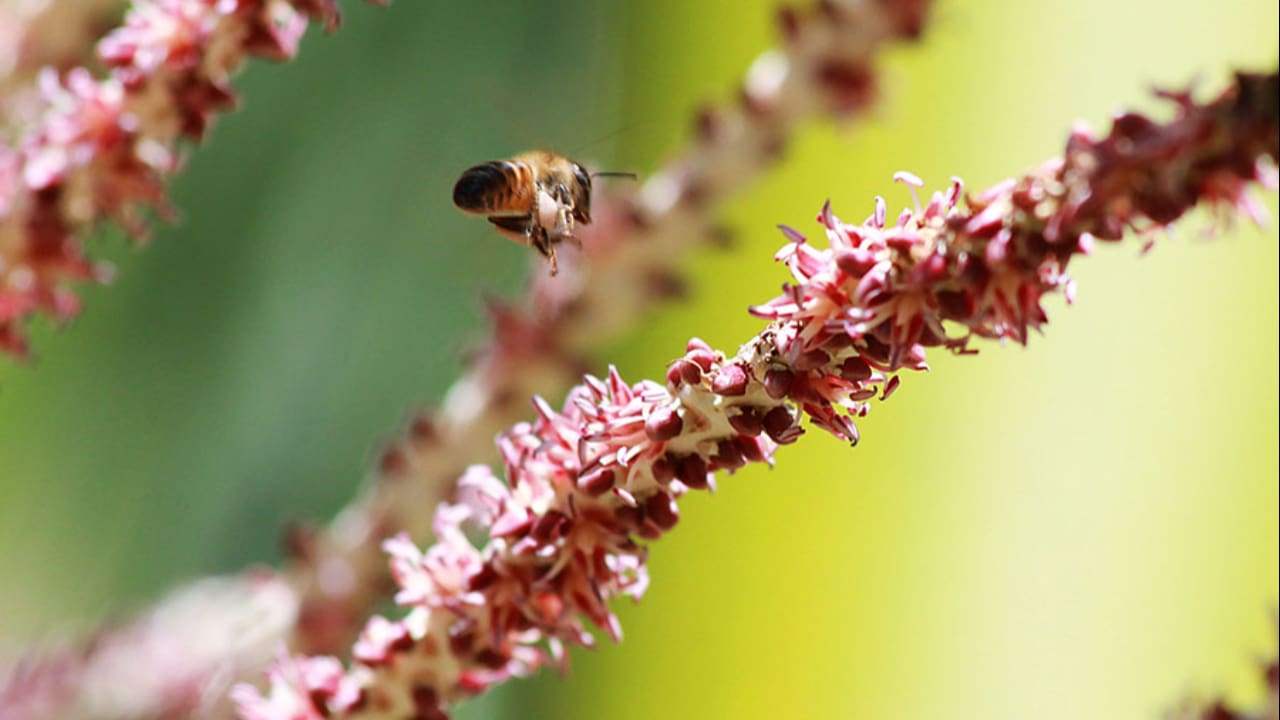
[452,150,634,276]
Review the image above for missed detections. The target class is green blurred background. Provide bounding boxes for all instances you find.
[1,1,1277,718]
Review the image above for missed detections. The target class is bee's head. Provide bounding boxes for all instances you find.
[569,162,593,222]
[571,162,592,193]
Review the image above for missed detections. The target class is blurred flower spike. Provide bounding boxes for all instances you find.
[0,0,352,357]
[234,71,1280,719]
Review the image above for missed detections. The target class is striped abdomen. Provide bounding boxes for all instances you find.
[452,160,536,217]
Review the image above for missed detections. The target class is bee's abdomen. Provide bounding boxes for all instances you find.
[452,161,533,216]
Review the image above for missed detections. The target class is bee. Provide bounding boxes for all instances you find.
[452,150,634,276]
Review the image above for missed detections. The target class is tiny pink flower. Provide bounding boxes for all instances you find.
[231,652,360,720]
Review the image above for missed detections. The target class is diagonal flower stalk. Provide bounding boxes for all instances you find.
[285,0,935,659]
[234,70,1280,720]
[0,0,353,357]
[0,4,935,717]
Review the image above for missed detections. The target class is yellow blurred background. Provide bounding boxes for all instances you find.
[1,1,1276,719]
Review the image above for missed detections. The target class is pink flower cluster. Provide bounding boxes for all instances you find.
[2,4,942,717]
[281,0,937,665]
[755,72,1280,375]
[0,0,347,356]
[236,354,815,718]
[235,70,1278,719]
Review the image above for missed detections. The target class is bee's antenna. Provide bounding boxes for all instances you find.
[591,171,638,180]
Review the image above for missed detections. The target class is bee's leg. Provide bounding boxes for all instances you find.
[529,224,559,276]
[553,184,578,241]
[489,214,557,274]
[546,244,559,276]
[536,184,577,250]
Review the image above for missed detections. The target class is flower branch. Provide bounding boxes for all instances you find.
[235,70,1280,720]
[0,3,935,717]
[0,0,122,114]
[285,0,935,660]
[0,0,353,357]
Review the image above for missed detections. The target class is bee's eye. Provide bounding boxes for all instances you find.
[572,164,591,190]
